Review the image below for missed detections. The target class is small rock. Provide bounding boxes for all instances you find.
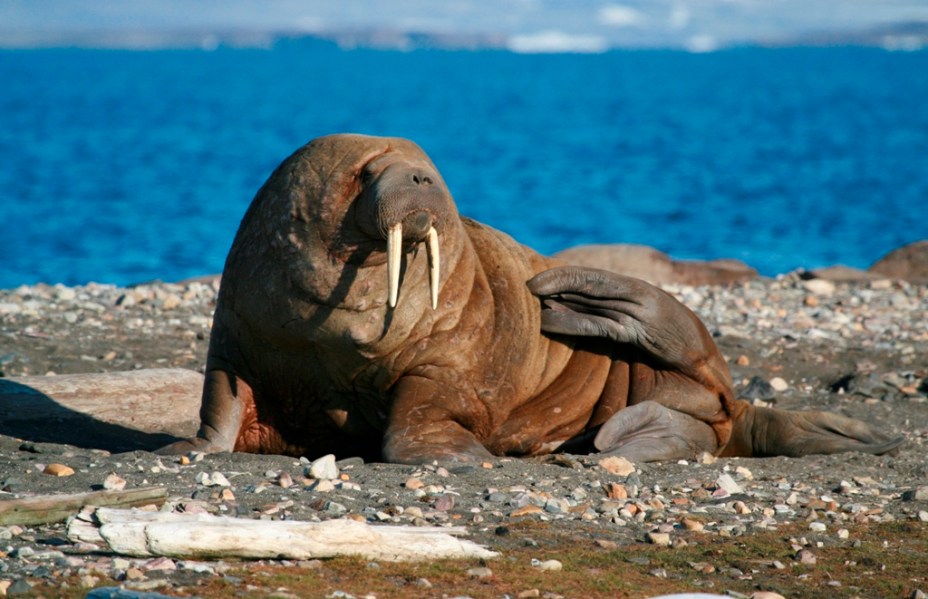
[797,549,816,564]
[769,377,789,392]
[752,592,787,599]
[598,456,636,476]
[142,557,177,571]
[277,472,294,488]
[544,498,569,514]
[739,375,776,400]
[103,472,127,491]
[647,532,671,546]
[716,474,742,494]
[307,454,338,480]
[682,518,705,532]
[511,505,544,517]
[196,471,231,487]
[802,278,836,296]
[902,486,928,501]
[6,579,32,596]
[324,501,347,515]
[605,482,628,499]
[404,477,424,490]
[43,463,75,477]
[161,294,182,310]
[308,479,335,492]
[736,354,750,366]
[112,557,132,570]
[531,558,563,571]
[467,566,493,579]
[433,494,455,511]
[698,452,717,465]
[517,590,541,599]
[809,522,827,532]
[79,575,99,588]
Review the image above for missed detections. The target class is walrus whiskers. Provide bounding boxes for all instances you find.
[427,226,440,310]
[387,223,402,308]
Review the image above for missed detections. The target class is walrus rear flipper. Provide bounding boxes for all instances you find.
[528,266,905,461]
[721,401,905,458]
[593,401,719,462]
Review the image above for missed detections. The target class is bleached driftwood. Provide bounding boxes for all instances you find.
[0,487,167,526]
[68,507,498,562]
[0,369,203,448]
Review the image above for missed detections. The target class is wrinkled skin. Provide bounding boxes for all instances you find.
[160,134,904,464]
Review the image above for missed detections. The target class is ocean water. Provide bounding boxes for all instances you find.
[1,42,927,288]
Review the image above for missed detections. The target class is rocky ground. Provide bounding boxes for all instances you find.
[0,273,926,598]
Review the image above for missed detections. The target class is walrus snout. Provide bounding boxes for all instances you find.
[355,158,450,311]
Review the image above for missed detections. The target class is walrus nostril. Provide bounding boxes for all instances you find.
[410,172,434,186]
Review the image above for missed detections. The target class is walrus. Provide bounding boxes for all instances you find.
[160,134,903,464]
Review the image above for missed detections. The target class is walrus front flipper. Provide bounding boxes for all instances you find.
[723,401,906,458]
[593,401,718,462]
[382,376,495,464]
[157,369,245,455]
[527,266,730,391]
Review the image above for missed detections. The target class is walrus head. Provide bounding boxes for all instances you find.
[229,134,461,337]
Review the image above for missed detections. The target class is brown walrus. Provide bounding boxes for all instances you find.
[161,134,903,464]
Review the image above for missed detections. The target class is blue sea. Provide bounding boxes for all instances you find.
[1,41,927,288]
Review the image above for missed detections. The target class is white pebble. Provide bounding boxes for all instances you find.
[716,474,742,495]
[802,279,836,296]
[598,456,636,476]
[531,558,563,571]
[769,377,789,392]
[307,454,338,480]
[196,471,230,487]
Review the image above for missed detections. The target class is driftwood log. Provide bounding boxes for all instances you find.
[68,507,498,562]
[0,368,203,451]
[0,487,167,526]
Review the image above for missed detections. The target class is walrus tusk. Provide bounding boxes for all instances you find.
[387,223,402,308]
[387,223,439,310]
[427,226,440,310]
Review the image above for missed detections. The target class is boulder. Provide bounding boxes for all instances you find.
[869,240,928,284]
[554,244,757,286]
[801,265,884,282]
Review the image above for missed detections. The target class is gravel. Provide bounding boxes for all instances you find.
[1,272,927,597]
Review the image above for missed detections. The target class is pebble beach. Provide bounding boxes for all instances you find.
[1,272,927,598]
